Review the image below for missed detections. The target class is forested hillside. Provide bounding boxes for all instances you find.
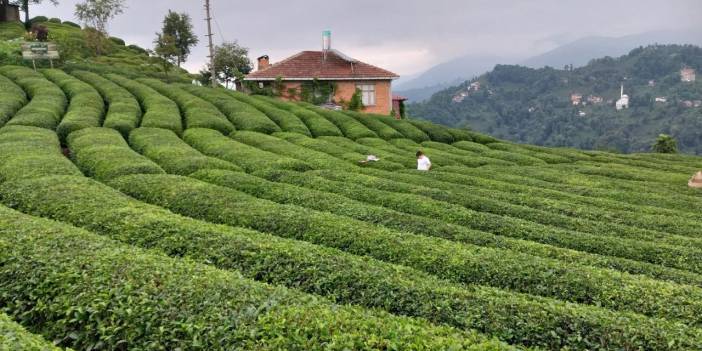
[409,45,702,153]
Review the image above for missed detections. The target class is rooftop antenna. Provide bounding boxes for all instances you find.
[322,30,331,62]
[205,0,216,88]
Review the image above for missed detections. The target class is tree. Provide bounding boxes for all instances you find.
[651,134,678,153]
[212,41,252,88]
[348,88,364,111]
[153,33,178,75]
[10,0,58,29]
[160,10,198,67]
[74,0,126,35]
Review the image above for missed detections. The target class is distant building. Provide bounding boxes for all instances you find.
[694,100,702,108]
[0,3,20,22]
[570,93,583,105]
[681,67,696,82]
[587,95,603,104]
[648,80,656,87]
[655,97,667,103]
[615,84,629,110]
[681,100,694,108]
[578,110,587,117]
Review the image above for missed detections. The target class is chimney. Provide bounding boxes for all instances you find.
[322,30,331,61]
[257,55,270,71]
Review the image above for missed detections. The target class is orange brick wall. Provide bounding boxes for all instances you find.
[276,80,393,115]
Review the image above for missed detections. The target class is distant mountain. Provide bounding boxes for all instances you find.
[408,45,702,154]
[396,29,702,102]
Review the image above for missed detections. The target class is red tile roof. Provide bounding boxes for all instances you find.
[245,50,399,81]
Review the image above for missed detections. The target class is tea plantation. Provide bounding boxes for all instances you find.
[2,64,702,350]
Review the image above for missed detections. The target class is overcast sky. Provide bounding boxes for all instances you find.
[32,0,702,76]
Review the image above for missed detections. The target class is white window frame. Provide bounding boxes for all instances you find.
[356,83,376,106]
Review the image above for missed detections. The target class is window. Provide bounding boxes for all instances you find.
[356,83,376,106]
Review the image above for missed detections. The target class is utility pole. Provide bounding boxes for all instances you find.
[204,0,216,88]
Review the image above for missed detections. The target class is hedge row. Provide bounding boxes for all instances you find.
[395,138,518,168]
[138,79,235,134]
[110,172,702,326]
[0,126,81,182]
[0,312,61,351]
[374,115,430,142]
[253,96,343,137]
[450,128,499,144]
[274,132,405,171]
[42,69,105,143]
[67,127,165,181]
[0,203,499,350]
[0,73,26,128]
[230,131,356,171]
[183,128,311,172]
[265,169,702,274]
[485,142,573,163]
[106,74,182,135]
[8,176,691,351]
[0,66,66,130]
[70,70,142,138]
[319,136,417,168]
[343,111,405,139]
[228,92,311,135]
[180,85,281,134]
[425,141,547,166]
[129,127,240,175]
[407,119,455,143]
[300,104,378,139]
[514,143,592,161]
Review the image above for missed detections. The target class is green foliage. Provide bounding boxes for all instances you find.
[71,70,141,137]
[408,118,455,143]
[229,91,311,135]
[152,32,178,73]
[67,127,165,181]
[159,10,198,67]
[652,133,678,153]
[0,71,27,127]
[0,312,61,350]
[302,104,377,139]
[0,65,66,130]
[343,110,404,139]
[252,95,343,137]
[138,78,235,134]
[108,35,124,45]
[374,115,430,142]
[42,69,104,143]
[0,21,25,40]
[74,0,126,34]
[61,20,81,28]
[212,41,252,88]
[107,73,182,134]
[28,15,48,24]
[348,87,363,111]
[298,78,335,105]
[129,127,240,175]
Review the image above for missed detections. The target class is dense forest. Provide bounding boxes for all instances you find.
[409,45,702,154]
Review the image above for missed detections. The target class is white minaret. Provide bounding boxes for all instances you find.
[616,83,629,110]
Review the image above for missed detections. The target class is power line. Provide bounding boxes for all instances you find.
[204,0,216,88]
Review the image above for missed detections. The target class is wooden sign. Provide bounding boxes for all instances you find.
[21,42,59,60]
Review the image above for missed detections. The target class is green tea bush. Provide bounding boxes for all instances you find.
[138,78,235,134]
[106,74,182,134]
[253,95,343,137]
[183,128,312,172]
[0,312,61,350]
[0,66,66,130]
[129,127,240,175]
[67,127,164,181]
[28,16,48,24]
[47,17,61,23]
[0,126,81,182]
[343,111,404,139]
[61,20,81,28]
[181,85,281,133]
[110,173,702,326]
[425,141,546,166]
[274,132,404,170]
[375,115,430,142]
[230,131,356,170]
[408,119,455,143]
[42,69,104,143]
[71,70,141,137]
[319,136,417,168]
[0,204,500,351]
[486,142,571,163]
[108,36,125,46]
[390,138,517,167]
[229,91,311,135]
[305,106,378,139]
[0,72,26,127]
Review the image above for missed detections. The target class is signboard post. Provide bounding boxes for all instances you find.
[21,42,60,70]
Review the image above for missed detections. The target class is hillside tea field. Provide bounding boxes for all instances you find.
[1,64,702,350]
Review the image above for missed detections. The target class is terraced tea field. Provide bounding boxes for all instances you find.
[1,64,702,350]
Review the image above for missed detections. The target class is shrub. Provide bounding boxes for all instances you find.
[108,36,126,46]
[180,85,281,133]
[71,70,141,138]
[61,21,81,28]
[375,116,430,142]
[302,105,378,139]
[408,119,455,143]
[424,140,546,166]
[183,128,312,172]
[47,17,61,23]
[28,16,48,24]
[230,131,355,170]
[0,312,61,350]
[0,66,66,130]
[343,111,404,139]
[107,74,182,135]
[0,203,498,350]
[319,136,416,168]
[652,133,678,153]
[485,142,571,163]
[67,127,165,181]
[254,95,343,137]
[228,91,311,136]
[42,69,104,143]
[0,125,81,183]
[389,138,516,168]
[126,44,147,54]
[129,127,240,175]
[0,72,27,128]
[138,78,235,134]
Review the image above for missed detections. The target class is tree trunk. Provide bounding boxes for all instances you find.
[23,0,29,29]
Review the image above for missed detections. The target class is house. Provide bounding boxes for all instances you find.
[244,33,399,114]
[570,93,582,105]
[391,95,406,119]
[615,84,629,110]
[681,67,696,82]
[655,97,667,103]
[587,95,603,104]
[0,1,20,22]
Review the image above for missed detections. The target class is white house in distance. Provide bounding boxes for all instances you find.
[615,84,629,110]
[681,67,696,82]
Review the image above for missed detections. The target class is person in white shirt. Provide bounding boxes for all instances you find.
[416,151,432,171]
